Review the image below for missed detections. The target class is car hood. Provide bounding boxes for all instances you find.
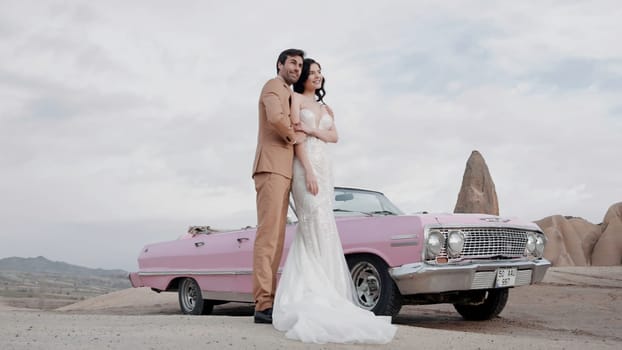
[334,212,541,231]
[410,212,541,230]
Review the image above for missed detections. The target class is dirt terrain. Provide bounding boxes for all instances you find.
[1,267,620,349]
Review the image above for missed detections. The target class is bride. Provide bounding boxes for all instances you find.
[272,58,397,344]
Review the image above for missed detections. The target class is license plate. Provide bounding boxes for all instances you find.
[495,267,517,287]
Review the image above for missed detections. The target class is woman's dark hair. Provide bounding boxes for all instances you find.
[293,58,326,104]
[276,48,305,74]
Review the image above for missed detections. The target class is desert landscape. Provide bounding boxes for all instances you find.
[1,151,619,349]
[0,266,620,349]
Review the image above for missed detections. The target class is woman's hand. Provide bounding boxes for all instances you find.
[295,120,314,136]
[305,171,318,196]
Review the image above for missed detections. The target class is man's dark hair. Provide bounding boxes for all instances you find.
[276,48,305,74]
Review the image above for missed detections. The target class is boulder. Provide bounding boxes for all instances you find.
[454,150,499,215]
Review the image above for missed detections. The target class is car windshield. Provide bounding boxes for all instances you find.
[287,187,404,223]
[333,188,404,216]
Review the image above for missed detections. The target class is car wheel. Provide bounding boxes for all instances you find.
[178,278,214,315]
[347,255,402,317]
[453,288,509,320]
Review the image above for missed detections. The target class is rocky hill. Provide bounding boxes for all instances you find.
[0,256,131,309]
[0,256,127,277]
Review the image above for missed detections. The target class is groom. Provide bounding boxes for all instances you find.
[251,48,305,324]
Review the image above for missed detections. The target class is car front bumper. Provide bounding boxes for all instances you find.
[389,258,551,295]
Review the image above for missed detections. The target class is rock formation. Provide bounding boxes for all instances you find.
[452,150,620,265]
[454,150,499,215]
[535,203,622,266]
[591,202,622,265]
[534,216,602,266]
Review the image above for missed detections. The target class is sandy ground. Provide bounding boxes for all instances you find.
[0,267,620,349]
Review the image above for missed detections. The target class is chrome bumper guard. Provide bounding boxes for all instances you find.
[389,259,551,295]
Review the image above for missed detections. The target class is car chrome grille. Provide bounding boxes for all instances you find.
[438,227,529,258]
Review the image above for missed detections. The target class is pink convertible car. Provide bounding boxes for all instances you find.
[129,187,550,320]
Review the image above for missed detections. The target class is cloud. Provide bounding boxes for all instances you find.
[0,0,620,270]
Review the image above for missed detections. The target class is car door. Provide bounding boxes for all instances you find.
[233,205,299,295]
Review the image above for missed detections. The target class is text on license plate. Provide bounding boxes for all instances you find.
[495,267,517,287]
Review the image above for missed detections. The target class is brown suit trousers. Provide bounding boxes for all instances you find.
[252,77,297,311]
[252,172,291,311]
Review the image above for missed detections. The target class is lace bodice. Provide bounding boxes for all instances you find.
[300,108,333,131]
[292,108,333,215]
[297,108,332,164]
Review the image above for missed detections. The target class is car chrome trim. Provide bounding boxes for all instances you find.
[479,217,511,223]
[391,234,419,247]
[389,258,551,295]
[138,268,284,276]
[391,234,418,240]
[425,222,542,232]
[390,241,418,247]
[139,270,253,276]
[202,291,254,303]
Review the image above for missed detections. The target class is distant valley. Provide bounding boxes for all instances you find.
[0,256,131,310]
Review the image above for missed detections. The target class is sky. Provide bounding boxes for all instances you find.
[1,0,620,271]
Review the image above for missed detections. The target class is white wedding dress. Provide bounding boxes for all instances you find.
[272,109,397,344]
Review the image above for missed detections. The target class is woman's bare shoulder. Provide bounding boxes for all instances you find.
[292,92,304,102]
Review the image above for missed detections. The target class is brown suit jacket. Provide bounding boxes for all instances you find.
[252,78,297,179]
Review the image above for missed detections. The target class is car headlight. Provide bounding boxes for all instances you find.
[535,235,546,257]
[446,230,464,258]
[525,232,536,255]
[426,230,444,259]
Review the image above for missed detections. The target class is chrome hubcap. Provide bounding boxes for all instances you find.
[181,279,198,311]
[350,261,381,310]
